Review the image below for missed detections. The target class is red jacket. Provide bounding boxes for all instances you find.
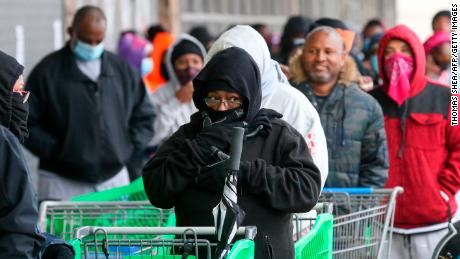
[371,25,460,229]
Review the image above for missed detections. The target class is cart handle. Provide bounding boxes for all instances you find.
[74,226,257,240]
[322,187,403,195]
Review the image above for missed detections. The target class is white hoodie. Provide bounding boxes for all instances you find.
[149,34,206,147]
[207,25,329,188]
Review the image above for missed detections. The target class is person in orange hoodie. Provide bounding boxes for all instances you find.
[144,31,175,93]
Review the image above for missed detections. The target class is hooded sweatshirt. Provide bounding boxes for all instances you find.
[149,34,206,148]
[143,47,321,259]
[144,32,175,92]
[0,50,44,258]
[207,25,329,189]
[370,25,460,232]
[0,51,21,128]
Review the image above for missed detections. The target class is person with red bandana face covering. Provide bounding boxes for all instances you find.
[148,34,206,150]
[370,25,460,258]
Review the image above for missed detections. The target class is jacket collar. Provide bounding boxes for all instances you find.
[62,43,115,82]
[290,52,361,87]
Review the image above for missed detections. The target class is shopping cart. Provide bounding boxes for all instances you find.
[318,187,403,259]
[71,226,257,259]
[71,177,148,202]
[293,202,334,259]
[38,201,174,240]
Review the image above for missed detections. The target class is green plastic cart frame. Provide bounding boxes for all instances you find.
[71,177,148,202]
[70,226,256,259]
[295,213,333,259]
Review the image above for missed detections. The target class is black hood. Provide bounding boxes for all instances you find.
[192,47,261,123]
[0,51,24,128]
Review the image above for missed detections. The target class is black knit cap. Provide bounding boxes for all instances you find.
[308,17,348,33]
[171,39,204,64]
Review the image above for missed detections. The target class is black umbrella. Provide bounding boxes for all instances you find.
[212,127,246,259]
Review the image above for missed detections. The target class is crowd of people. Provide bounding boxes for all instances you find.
[0,5,458,259]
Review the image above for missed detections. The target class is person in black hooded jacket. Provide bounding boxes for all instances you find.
[0,50,44,258]
[143,47,321,259]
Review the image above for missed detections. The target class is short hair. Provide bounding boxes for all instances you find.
[364,19,383,29]
[71,5,106,32]
[432,10,451,29]
[146,24,166,42]
[305,26,345,53]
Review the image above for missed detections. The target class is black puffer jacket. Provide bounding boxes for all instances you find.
[143,47,321,259]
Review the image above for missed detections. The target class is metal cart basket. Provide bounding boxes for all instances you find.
[318,187,404,259]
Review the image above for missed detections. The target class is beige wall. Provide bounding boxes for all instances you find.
[396,0,451,42]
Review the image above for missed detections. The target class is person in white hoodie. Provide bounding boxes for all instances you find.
[207,25,328,188]
[149,34,206,149]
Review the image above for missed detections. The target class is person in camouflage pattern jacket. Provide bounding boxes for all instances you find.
[289,25,388,188]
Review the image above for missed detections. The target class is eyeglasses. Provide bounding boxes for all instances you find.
[204,97,242,108]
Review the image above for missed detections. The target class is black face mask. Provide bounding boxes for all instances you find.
[9,92,29,142]
[204,108,244,124]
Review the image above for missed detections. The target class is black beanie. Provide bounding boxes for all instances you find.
[308,17,348,33]
[171,39,203,64]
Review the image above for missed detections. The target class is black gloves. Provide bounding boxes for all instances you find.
[193,110,246,162]
[195,122,240,152]
[195,150,232,192]
[193,110,248,192]
[248,108,282,137]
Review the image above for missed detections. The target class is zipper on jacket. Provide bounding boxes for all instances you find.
[94,82,102,175]
[264,235,274,259]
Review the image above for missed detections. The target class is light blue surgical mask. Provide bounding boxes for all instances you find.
[370,54,379,75]
[363,38,371,52]
[141,58,154,76]
[73,40,104,61]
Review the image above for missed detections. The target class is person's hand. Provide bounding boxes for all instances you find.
[196,120,246,152]
[175,82,193,103]
[248,108,282,137]
[195,152,232,193]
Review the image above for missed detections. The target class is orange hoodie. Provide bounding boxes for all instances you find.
[144,32,175,93]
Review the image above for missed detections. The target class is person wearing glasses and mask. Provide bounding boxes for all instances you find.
[143,47,321,259]
[25,5,155,201]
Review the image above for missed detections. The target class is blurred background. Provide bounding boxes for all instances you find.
[0,0,451,76]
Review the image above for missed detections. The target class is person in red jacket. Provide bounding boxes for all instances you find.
[370,25,460,258]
